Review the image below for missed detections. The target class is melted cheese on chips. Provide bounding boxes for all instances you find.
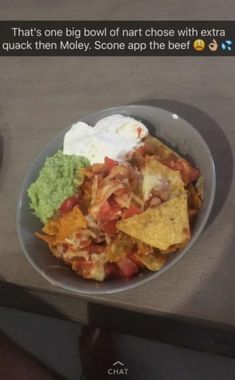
[88,253,106,282]
[142,157,185,201]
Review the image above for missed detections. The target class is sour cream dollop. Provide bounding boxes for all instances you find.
[63,114,149,164]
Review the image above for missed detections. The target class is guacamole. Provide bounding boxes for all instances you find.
[28,150,89,224]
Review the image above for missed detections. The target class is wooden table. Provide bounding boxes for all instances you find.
[1,0,235,356]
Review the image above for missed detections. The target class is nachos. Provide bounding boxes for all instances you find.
[29,118,202,282]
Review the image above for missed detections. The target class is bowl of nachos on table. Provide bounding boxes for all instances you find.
[17,105,215,294]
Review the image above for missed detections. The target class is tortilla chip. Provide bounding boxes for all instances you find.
[42,220,60,236]
[144,135,181,161]
[160,242,187,255]
[107,233,133,263]
[37,206,87,245]
[118,194,190,251]
[142,156,185,201]
[144,135,200,186]
[136,251,167,271]
[134,239,154,256]
[35,232,55,245]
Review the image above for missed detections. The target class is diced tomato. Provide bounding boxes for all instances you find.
[100,219,118,234]
[104,156,119,171]
[122,206,141,219]
[189,167,200,182]
[175,160,190,181]
[117,258,139,278]
[98,199,120,221]
[105,263,120,278]
[59,193,81,214]
[166,159,199,185]
[98,200,113,220]
[86,244,106,254]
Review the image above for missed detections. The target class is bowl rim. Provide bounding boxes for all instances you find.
[16,104,216,295]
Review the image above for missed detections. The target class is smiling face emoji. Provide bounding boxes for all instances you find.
[193,39,206,52]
